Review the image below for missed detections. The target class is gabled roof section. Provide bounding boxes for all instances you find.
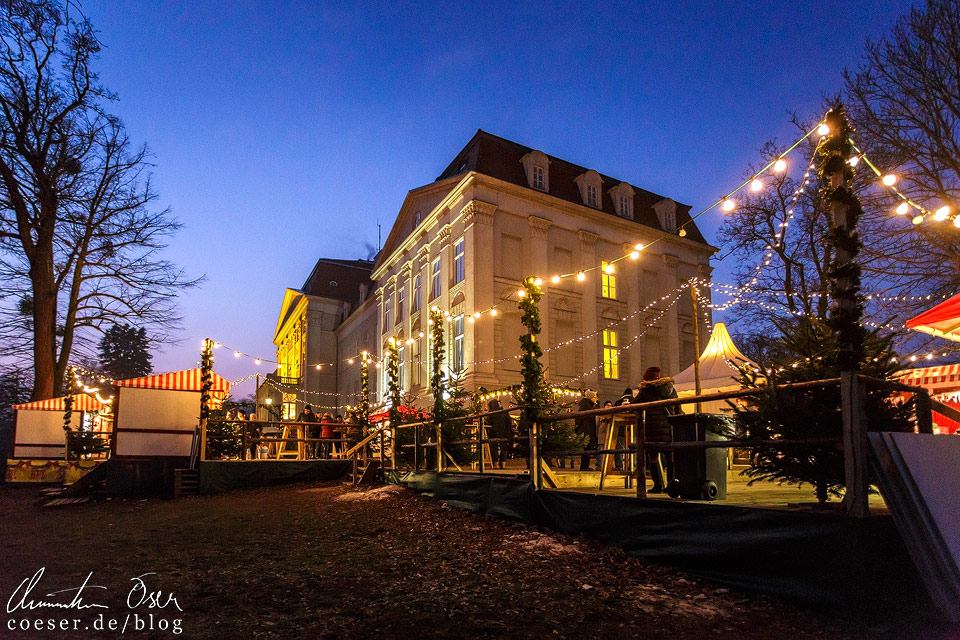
[436,129,709,245]
[274,288,307,343]
[302,258,374,305]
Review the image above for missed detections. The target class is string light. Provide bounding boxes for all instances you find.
[774,159,787,172]
[750,179,763,192]
[882,174,897,186]
[722,198,736,212]
[817,123,830,136]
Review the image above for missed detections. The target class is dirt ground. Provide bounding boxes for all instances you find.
[0,482,951,640]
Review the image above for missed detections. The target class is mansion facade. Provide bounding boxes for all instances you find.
[260,130,715,418]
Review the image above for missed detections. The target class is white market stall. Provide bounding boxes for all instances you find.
[673,322,761,414]
[10,394,108,459]
[112,369,230,458]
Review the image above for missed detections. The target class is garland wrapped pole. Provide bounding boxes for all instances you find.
[429,307,446,470]
[820,104,868,517]
[359,353,371,434]
[386,338,401,468]
[62,366,76,461]
[198,338,214,464]
[518,277,548,489]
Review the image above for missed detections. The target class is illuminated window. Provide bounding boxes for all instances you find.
[603,330,619,379]
[398,346,405,392]
[413,274,422,312]
[586,184,598,208]
[618,195,632,219]
[397,286,405,323]
[413,336,423,386]
[601,261,617,299]
[453,237,465,284]
[532,165,545,190]
[383,298,392,331]
[431,257,441,299]
[452,315,464,372]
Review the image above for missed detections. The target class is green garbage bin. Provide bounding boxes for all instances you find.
[666,413,732,500]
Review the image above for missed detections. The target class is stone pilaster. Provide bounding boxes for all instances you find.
[464,201,498,387]
[578,230,600,390]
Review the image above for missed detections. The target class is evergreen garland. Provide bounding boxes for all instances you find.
[387,338,402,429]
[62,366,75,435]
[200,338,214,421]
[517,277,549,425]
[358,355,371,434]
[429,307,446,423]
[819,103,866,371]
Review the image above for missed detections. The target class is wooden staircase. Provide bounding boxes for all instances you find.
[174,469,200,497]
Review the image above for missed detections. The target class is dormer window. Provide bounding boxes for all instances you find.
[575,170,603,209]
[520,150,550,192]
[532,166,545,190]
[610,182,636,219]
[653,198,677,233]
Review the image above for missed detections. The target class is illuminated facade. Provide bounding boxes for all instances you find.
[268,130,716,414]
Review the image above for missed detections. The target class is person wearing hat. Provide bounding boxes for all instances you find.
[632,366,678,493]
[575,390,599,471]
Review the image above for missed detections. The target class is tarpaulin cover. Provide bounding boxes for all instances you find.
[199,460,351,494]
[13,394,106,412]
[388,471,930,615]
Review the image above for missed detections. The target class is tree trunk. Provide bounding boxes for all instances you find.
[29,249,59,400]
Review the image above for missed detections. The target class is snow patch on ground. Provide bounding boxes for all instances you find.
[508,531,583,556]
[335,485,407,502]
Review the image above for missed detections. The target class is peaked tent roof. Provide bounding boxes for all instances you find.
[906,293,960,343]
[896,364,960,392]
[674,322,758,392]
[13,394,106,412]
[114,369,231,393]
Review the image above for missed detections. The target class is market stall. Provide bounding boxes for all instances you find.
[10,394,108,459]
[895,364,960,434]
[112,368,230,458]
[906,292,960,342]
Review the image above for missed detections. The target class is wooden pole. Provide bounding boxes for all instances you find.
[636,412,647,499]
[824,106,869,518]
[691,281,703,414]
[436,420,443,472]
[477,418,485,474]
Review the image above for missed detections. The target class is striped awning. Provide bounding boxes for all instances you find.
[896,364,960,388]
[114,369,231,393]
[13,394,106,412]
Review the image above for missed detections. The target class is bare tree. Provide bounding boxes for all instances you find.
[0,1,197,399]
[844,0,960,297]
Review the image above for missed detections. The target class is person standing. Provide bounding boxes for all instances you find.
[296,404,319,458]
[575,390,599,471]
[486,398,512,470]
[320,412,336,459]
[633,367,679,493]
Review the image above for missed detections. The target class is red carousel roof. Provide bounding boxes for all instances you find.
[907,293,960,343]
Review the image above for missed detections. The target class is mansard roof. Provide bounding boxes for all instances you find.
[302,258,374,304]
[435,129,708,244]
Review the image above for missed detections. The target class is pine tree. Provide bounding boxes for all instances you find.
[734,316,914,503]
[98,325,153,380]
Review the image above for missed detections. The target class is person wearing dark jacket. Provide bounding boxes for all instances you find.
[486,398,513,469]
[575,390,599,471]
[296,405,319,458]
[633,367,679,493]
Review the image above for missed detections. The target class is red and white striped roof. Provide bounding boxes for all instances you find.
[114,368,231,393]
[13,394,106,412]
[896,364,960,389]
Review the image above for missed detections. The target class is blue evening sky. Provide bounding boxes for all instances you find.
[82,0,915,396]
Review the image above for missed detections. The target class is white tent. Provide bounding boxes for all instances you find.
[674,322,760,413]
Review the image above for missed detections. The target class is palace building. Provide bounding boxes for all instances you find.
[261,130,716,417]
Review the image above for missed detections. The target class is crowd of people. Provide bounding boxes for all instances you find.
[569,366,680,493]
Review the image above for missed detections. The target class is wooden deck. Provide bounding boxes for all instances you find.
[453,463,889,513]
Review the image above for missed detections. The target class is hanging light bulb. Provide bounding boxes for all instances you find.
[254,358,262,365]
[678,228,687,237]
[817,123,830,136]
[848,155,860,167]
[774,159,787,172]
[882,174,897,186]
[750,179,763,192]
[954,217,960,229]
[604,263,614,274]
[316,364,322,370]
[517,288,526,297]
[912,214,924,225]
[551,275,561,284]
[634,243,644,252]
[533,277,543,287]
[934,205,950,221]
[722,198,736,212]
[234,351,241,358]
[468,316,475,323]
[630,250,640,259]
[489,309,497,317]
[576,272,586,282]
[418,331,425,337]
[896,202,909,215]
